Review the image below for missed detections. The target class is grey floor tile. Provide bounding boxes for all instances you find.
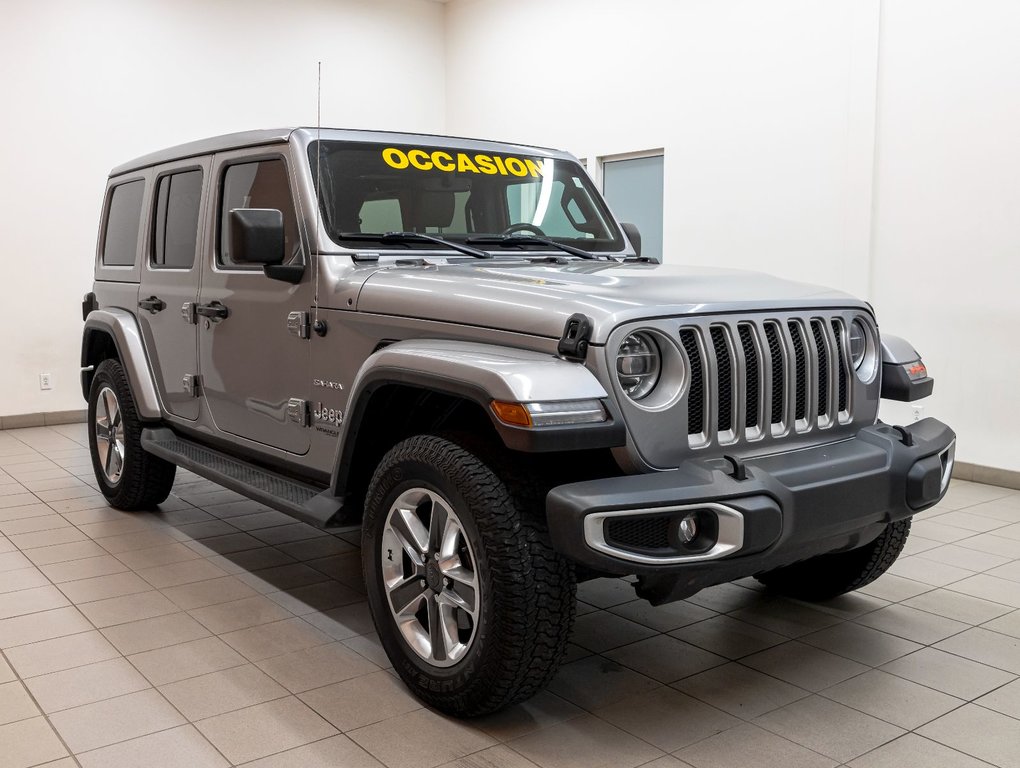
[575,577,638,608]
[607,598,716,632]
[56,571,151,604]
[800,622,922,667]
[471,689,582,742]
[436,744,541,768]
[974,677,1020,719]
[856,573,933,602]
[298,669,423,732]
[685,583,765,613]
[677,721,837,768]
[159,663,289,720]
[101,611,211,655]
[240,733,384,768]
[76,724,229,768]
[0,680,39,725]
[821,669,964,729]
[604,634,728,683]
[130,635,246,685]
[984,609,1020,639]
[48,688,186,753]
[161,575,260,610]
[350,706,500,768]
[77,589,179,628]
[670,615,788,659]
[848,732,992,768]
[753,695,904,764]
[880,646,1017,700]
[947,574,1020,608]
[508,713,663,768]
[547,655,661,710]
[0,585,69,619]
[3,629,119,678]
[855,604,970,645]
[730,599,844,638]
[0,716,69,767]
[189,594,293,633]
[887,556,975,587]
[903,588,1015,624]
[917,703,1020,768]
[0,606,93,649]
[37,554,129,583]
[935,626,1020,674]
[593,687,740,752]
[25,656,150,712]
[742,641,869,692]
[255,640,378,693]
[673,661,810,720]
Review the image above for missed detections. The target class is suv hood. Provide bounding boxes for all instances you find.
[354,260,866,344]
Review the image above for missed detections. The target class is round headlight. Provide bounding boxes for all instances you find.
[849,320,867,370]
[617,332,661,400]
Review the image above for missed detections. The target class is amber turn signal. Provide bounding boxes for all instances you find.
[491,401,533,427]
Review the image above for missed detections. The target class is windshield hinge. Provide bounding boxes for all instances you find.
[558,313,593,362]
[287,311,311,339]
[287,398,310,427]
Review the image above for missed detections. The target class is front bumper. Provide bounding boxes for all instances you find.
[546,418,955,602]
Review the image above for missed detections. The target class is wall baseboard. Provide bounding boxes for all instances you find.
[952,461,1020,492]
[0,410,87,430]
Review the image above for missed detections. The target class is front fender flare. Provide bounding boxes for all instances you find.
[330,339,626,493]
[81,309,162,420]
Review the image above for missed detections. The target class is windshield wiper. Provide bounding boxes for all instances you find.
[334,231,491,259]
[465,235,600,260]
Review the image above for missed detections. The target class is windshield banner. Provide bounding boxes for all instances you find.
[381,147,547,178]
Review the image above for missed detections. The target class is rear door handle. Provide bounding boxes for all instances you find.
[195,301,229,321]
[138,296,166,314]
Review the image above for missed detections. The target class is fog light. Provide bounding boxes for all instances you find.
[678,513,698,544]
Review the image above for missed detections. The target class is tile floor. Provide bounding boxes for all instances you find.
[0,424,1018,768]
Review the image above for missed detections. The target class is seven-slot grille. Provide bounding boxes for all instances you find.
[682,315,852,447]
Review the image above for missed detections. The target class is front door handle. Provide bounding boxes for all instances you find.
[138,296,166,314]
[195,301,230,321]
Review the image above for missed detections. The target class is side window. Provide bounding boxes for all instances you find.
[152,170,203,269]
[102,180,145,266]
[360,198,402,232]
[220,159,300,267]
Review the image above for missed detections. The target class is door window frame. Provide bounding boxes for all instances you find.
[148,164,206,272]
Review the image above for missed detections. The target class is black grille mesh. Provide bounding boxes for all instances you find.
[789,321,807,421]
[680,330,704,435]
[764,322,784,424]
[605,517,671,551]
[710,327,732,433]
[811,320,829,417]
[832,319,848,412]
[738,324,759,429]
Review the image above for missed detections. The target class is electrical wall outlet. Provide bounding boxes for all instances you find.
[39,373,52,390]
[912,405,924,422]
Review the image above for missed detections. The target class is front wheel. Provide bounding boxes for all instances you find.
[756,520,911,601]
[362,435,576,717]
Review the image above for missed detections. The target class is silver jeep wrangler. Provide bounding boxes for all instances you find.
[82,128,956,716]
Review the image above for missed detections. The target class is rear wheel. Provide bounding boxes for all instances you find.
[756,520,911,601]
[362,434,576,717]
[87,359,176,510]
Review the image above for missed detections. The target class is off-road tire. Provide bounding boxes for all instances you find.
[87,359,176,510]
[362,434,576,717]
[756,520,911,601]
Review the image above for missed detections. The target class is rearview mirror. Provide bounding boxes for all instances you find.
[621,222,642,258]
[229,209,285,265]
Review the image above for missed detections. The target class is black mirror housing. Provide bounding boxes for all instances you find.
[621,222,642,258]
[229,209,285,265]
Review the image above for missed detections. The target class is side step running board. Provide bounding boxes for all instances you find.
[141,427,344,529]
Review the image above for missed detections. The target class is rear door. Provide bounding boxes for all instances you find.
[196,149,312,454]
[136,159,209,421]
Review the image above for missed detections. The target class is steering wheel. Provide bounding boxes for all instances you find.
[502,223,547,237]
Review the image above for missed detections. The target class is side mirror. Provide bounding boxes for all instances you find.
[229,209,285,265]
[621,222,642,258]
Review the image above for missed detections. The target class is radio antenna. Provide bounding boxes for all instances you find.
[313,60,322,322]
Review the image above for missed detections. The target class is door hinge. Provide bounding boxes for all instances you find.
[287,311,310,339]
[181,302,197,325]
[287,398,310,427]
[182,374,201,397]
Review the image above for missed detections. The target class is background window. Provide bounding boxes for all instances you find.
[152,170,202,269]
[101,180,145,266]
[602,154,664,262]
[220,159,300,266]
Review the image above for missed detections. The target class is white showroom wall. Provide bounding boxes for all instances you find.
[444,0,1020,474]
[0,0,446,419]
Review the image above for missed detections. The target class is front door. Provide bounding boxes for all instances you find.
[196,150,312,455]
[137,160,209,421]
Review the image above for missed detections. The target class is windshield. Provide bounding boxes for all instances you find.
[308,141,624,253]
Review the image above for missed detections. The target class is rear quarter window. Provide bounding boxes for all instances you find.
[102,179,145,267]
